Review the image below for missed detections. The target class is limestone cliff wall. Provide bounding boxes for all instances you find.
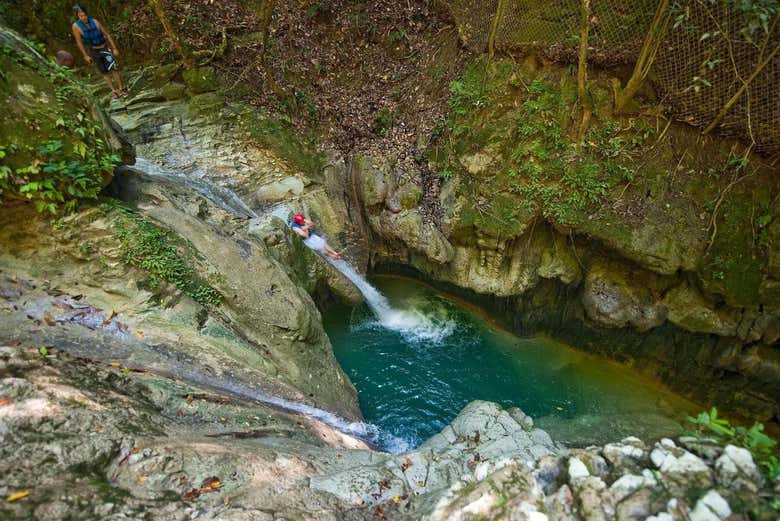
[350,139,780,423]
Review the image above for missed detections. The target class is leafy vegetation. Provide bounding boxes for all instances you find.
[373,108,393,137]
[683,407,779,480]
[102,202,222,307]
[0,42,119,213]
[436,59,652,231]
[730,0,780,41]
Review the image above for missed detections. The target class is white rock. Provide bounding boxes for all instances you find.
[567,457,590,480]
[700,490,731,519]
[604,442,644,460]
[715,445,764,487]
[660,438,676,449]
[690,490,731,521]
[474,461,491,481]
[462,492,498,516]
[660,451,710,475]
[514,500,549,521]
[609,474,646,503]
[689,503,720,521]
[646,513,673,521]
[650,448,668,468]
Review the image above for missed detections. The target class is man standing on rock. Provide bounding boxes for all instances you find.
[71,4,126,98]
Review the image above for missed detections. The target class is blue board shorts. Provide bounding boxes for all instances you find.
[90,46,117,74]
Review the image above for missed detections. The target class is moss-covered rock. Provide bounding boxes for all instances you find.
[0,176,361,421]
[396,181,423,210]
[183,65,217,94]
[369,208,454,265]
[663,283,741,337]
[0,26,121,213]
[537,231,581,284]
[581,258,667,332]
[354,153,390,207]
[159,81,187,101]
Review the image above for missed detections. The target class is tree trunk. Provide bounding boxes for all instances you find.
[614,0,670,112]
[488,0,507,61]
[702,39,780,135]
[148,0,192,69]
[577,0,591,149]
[256,0,284,98]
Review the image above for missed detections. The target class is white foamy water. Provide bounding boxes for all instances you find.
[326,258,454,344]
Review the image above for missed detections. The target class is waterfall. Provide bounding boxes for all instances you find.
[324,257,455,344]
[326,259,393,316]
[119,158,258,218]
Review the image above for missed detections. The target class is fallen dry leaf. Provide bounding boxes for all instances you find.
[180,476,223,502]
[137,475,146,484]
[110,362,121,367]
[6,490,29,502]
[180,488,201,501]
[0,398,12,407]
[43,312,56,326]
[200,476,221,490]
[101,309,116,326]
[131,447,140,454]
[136,330,144,338]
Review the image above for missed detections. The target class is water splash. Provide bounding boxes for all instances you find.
[121,158,258,218]
[325,258,454,344]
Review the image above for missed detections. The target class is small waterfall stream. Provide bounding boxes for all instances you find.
[118,158,258,218]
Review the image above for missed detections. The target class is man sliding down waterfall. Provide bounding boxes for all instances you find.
[291,213,343,260]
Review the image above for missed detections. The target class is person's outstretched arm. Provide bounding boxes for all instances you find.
[71,24,91,63]
[293,227,308,239]
[95,19,120,56]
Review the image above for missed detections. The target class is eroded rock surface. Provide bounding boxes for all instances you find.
[4,354,773,521]
[0,183,360,420]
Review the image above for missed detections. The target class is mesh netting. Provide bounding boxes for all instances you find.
[443,0,780,155]
[654,1,779,154]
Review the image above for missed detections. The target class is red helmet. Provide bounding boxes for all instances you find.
[293,213,305,225]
